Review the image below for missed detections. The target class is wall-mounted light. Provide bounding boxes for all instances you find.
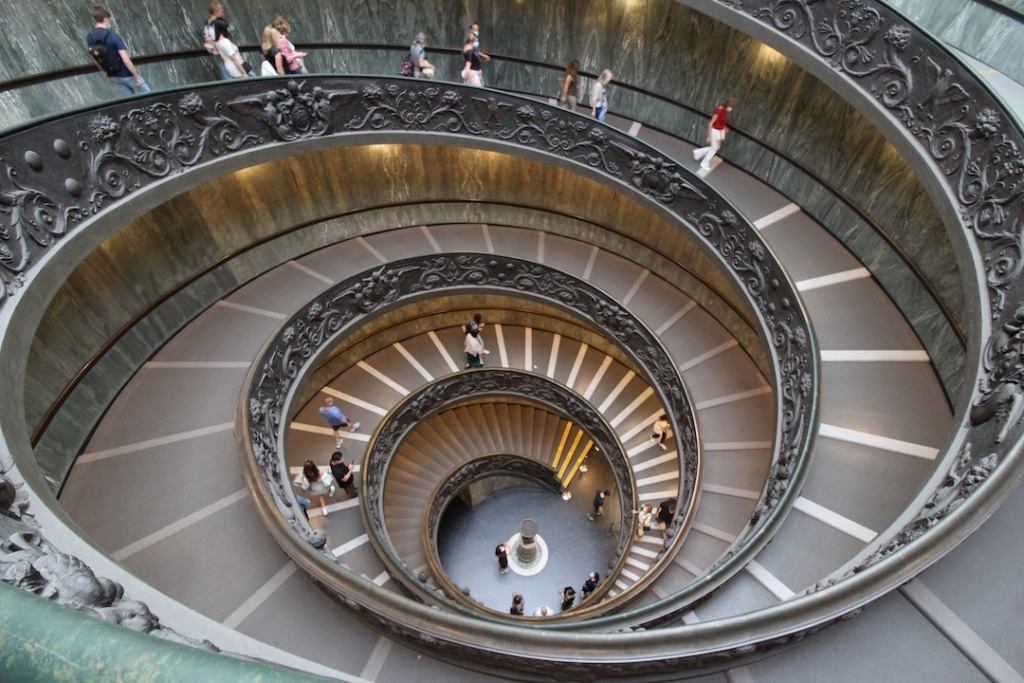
[758,43,786,66]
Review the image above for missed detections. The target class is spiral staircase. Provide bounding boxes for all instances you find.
[2,1,1023,682]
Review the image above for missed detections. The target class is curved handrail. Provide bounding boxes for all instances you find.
[0,76,813,673]
[369,371,639,614]
[0,0,1019,676]
[360,371,643,619]
[32,206,761,462]
[421,452,572,613]
[0,40,964,352]
[246,255,699,623]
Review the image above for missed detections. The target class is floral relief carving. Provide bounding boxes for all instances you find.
[0,161,77,303]
[0,465,217,650]
[0,74,825,666]
[230,80,357,140]
[732,0,1023,605]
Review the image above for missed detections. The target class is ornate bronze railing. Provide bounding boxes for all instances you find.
[2,75,814,673]
[0,0,1020,676]
[245,259,691,620]
[361,375,637,618]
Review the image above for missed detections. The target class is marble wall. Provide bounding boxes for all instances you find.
[1,2,965,329]
[885,0,1024,83]
[7,1,976,456]
[28,145,766,484]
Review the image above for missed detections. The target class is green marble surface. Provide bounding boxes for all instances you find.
[0,1,963,332]
[0,582,329,682]
[885,0,1024,83]
[7,0,970,434]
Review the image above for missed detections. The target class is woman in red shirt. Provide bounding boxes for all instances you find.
[693,97,737,172]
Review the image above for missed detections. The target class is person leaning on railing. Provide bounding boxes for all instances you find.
[212,18,249,79]
[272,16,307,74]
[409,33,436,79]
[202,2,230,79]
[260,26,287,76]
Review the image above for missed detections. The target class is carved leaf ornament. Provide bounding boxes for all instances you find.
[246,256,698,555]
[733,0,1024,581]
[0,74,822,661]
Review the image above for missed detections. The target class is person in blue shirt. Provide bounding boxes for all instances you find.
[319,397,360,449]
[87,5,150,96]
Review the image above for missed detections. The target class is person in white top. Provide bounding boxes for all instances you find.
[533,605,551,617]
[203,2,229,79]
[213,19,248,79]
[651,414,670,450]
[590,69,613,122]
[296,459,335,516]
[635,504,655,539]
[464,324,488,368]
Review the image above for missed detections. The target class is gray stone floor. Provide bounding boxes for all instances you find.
[438,486,618,615]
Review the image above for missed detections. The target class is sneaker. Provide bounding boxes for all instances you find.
[350,422,360,432]
[329,485,336,497]
[659,442,667,450]
[335,438,344,448]
[692,149,700,161]
[586,513,594,521]
[322,507,329,518]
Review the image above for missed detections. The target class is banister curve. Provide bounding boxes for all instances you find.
[3,75,814,674]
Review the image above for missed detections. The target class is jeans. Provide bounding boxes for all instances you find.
[110,76,151,96]
[594,104,607,122]
[212,56,231,80]
[296,496,311,520]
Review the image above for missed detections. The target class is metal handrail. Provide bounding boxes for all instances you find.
[0,39,965,349]
[356,376,642,621]
[3,75,813,675]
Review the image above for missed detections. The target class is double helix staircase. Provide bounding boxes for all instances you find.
[383,403,600,576]
[50,93,958,678]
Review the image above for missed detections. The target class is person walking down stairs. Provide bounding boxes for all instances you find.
[319,397,360,448]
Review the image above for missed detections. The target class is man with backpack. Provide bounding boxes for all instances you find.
[86,5,150,96]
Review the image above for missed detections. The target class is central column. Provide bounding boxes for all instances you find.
[516,518,539,563]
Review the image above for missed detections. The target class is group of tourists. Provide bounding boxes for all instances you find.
[84,4,738,152]
[505,572,600,617]
[293,450,359,519]
[87,4,306,95]
[289,396,362,518]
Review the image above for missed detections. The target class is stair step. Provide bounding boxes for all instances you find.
[631,545,660,560]
[625,556,652,572]
[631,451,677,473]
[636,471,679,487]
[639,488,678,502]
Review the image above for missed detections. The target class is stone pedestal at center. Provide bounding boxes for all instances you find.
[516,518,539,563]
